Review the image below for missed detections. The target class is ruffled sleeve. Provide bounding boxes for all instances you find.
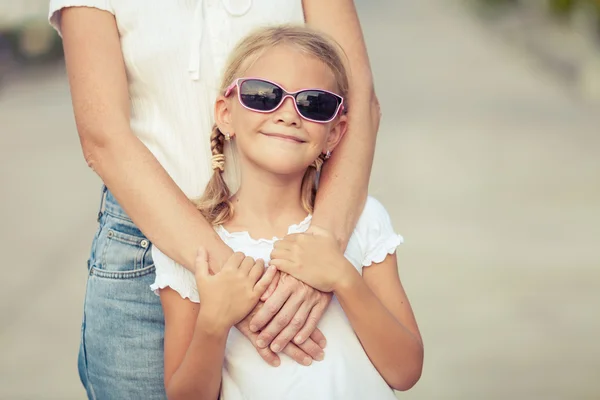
[150,246,200,303]
[49,0,115,37]
[356,196,404,267]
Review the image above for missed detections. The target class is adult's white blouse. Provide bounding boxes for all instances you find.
[48,0,305,197]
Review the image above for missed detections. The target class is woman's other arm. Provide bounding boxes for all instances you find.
[303,0,381,249]
[60,7,232,271]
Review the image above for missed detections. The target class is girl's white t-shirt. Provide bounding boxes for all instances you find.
[152,197,403,400]
[49,0,305,198]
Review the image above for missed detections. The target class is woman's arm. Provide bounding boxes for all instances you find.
[249,0,380,352]
[303,0,381,249]
[161,288,225,400]
[60,7,232,272]
[60,7,331,367]
[335,254,424,391]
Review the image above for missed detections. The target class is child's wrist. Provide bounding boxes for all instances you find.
[332,260,360,294]
[196,309,232,337]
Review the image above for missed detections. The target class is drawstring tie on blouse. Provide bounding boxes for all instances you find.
[188,0,252,81]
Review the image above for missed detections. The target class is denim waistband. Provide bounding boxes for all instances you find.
[98,185,132,222]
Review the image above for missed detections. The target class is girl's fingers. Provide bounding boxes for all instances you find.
[236,318,281,367]
[248,259,266,282]
[270,247,291,261]
[269,258,294,276]
[240,255,257,274]
[261,270,280,301]
[254,265,276,294]
[248,259,270,282]
[224,252,246,270]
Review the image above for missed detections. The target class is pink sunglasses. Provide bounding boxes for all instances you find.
[224,78,345,123]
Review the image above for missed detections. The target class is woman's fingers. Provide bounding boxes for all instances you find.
[308,328,327,349]
[256,292,304,351]
[296,337,325,362]
[293,294,330,346]
[270,300,313,351]
[282,342,314,366]
[236,317,281,367]
[249,280,292,333]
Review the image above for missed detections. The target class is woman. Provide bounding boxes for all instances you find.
[49,0,380,398]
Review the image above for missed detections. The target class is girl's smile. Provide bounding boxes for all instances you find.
[259,131,307,144]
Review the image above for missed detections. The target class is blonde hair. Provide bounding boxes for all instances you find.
[195,25,349,225]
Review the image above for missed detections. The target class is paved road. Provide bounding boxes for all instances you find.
[1,1,599,399]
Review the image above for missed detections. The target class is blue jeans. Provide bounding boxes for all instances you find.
[79,186,166,399]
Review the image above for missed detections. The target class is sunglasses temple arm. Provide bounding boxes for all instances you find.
[224,81,238,96]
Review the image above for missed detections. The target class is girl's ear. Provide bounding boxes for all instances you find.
[324,113,348,153]
[214,95,234,135]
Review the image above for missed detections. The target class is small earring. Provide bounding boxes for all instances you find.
[224,132,231,141]
[325,150,331,159]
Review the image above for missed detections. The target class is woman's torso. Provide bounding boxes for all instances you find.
[111,0,304,197]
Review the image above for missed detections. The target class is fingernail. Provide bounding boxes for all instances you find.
[271,343,281,352]
[256,339,265,348]
[319,340,327,348]
[249,325,257,332]
[294,335,303,344]
[303,357,312,366]
[271,359,281,367]
[315,352,324,361]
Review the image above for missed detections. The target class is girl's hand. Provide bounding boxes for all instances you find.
[195,248,277,331]
[270,226,355,293]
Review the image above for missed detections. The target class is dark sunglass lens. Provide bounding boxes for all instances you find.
[296,91,340,121]
[239,80,282,111]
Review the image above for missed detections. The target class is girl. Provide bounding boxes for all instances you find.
[153,25,422,399]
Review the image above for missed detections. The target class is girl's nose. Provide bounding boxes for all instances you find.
[273,96,301,126]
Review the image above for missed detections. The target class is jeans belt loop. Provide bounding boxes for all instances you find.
[97,185,108,222]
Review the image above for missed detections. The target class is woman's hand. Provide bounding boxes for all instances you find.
[236,302,326,367]
[247,271,331,354]
[270,226,356,293]
[195,249,276,331]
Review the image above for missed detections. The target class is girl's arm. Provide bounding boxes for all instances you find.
[60,7,232,272]
[270,228,424,391]
[335,254,424,391]
[162,251,276,399]
[161,288,226,400]
[303,0,381,249]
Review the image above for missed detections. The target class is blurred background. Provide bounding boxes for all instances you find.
[1,0,599,399]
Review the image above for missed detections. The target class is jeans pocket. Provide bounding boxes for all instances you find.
[91,213,154,279]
